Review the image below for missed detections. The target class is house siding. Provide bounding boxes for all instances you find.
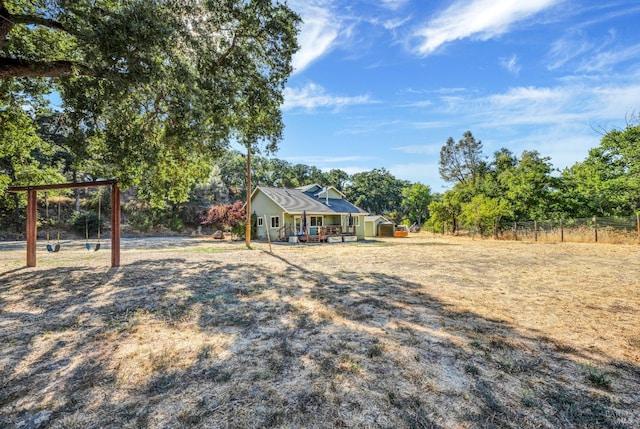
[251,190,284,239]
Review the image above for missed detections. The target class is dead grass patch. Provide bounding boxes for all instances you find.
[0,236,638,428]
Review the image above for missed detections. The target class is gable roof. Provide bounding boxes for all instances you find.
[253,186,367,215]
[364,215,391,223]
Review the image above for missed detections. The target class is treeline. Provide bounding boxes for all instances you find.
[203,151,431,225]
[1,114,638,236]
[429,124,639,236]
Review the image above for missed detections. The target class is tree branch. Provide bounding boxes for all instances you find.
[1,2,13,48]
[215,32,239,67]
[0,57,91,79]
[10,14,66,31]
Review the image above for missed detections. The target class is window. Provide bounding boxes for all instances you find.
[257,217,264,227]
[347,215,359,227]
[310,216,323,227]
[270,216,280,228]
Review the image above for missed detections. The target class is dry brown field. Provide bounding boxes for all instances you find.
[1,234,639,428]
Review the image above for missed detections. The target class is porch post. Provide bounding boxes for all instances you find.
[26,189,37,267]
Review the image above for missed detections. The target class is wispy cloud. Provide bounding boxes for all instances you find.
[283,83,375,111]
[411,0,558,55]
[383,15,412,31]
[399,100,433,108]
[380,0,410,11]
[577,43,640,73]
[546,32,593,71]
[500,54,521,75]
[444,80,640,128]
[290,2,342,73]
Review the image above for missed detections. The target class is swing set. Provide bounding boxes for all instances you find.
[7,179,121,267]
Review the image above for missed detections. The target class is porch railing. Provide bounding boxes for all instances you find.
[283,224,357,240]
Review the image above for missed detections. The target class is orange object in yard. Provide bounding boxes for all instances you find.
[394,225,409,237]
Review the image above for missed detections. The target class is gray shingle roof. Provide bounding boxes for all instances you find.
[256,186,367,215]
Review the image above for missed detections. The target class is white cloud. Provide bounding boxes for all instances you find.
[412,0,558,55]
[547,27,640,73]
[489,86,565,106]
[380,0,410,11]
[384,15,412,31]
[290,3,341,73]
[547,32,593,71]
[430,79,640,131]
[283,83,375,111]
[577,43,640,73]
[399,100,433,108]
[500,54,521,75]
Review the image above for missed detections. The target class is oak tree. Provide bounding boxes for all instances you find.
[1,0,300,207]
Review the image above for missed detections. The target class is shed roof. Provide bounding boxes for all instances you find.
[254,186,367,215]
[364,215,391,223]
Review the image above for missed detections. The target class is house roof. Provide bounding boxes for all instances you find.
[253,186,367,215]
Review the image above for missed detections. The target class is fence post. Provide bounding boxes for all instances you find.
[534,220,538,242]
[637,214,639,241]
[560,219,564,243]
[513,222,517,241]
[593,216,598,242]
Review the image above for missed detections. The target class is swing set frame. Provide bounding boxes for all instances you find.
[7,179,121,267]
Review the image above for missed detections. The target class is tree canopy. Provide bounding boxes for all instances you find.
[429,122,639,235]
[439,131,485,186]
[1,0,300,206]
[344,168,408,216]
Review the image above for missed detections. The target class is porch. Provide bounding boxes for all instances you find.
[276,224,358,243]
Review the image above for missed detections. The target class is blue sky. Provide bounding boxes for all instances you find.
[274,0,640,192]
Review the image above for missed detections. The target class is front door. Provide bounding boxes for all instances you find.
[294,216,302,234]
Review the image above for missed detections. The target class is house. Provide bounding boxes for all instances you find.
[250,184,368,241]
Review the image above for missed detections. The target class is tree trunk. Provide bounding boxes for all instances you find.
[245,148,251,247]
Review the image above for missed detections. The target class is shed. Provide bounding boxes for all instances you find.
[364,215,390,237]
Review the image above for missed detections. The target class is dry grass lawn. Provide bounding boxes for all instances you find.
[0,234,639,428]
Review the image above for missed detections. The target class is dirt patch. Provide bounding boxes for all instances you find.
[1,235,638,428]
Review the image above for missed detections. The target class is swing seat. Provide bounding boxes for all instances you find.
[46,243,61,253]
[86,243,101,252]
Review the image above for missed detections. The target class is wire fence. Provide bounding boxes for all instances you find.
[496,215,640,244]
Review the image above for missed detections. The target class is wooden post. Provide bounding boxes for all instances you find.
[560,219,564,243]
[26,189,37,267]
[245,148,251,248]
[637,214,639,241]
[111,183,121,267]
[513,222,517,241]
[534,220,538,242]
[263,215,272,252]
[593,216,598,242]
